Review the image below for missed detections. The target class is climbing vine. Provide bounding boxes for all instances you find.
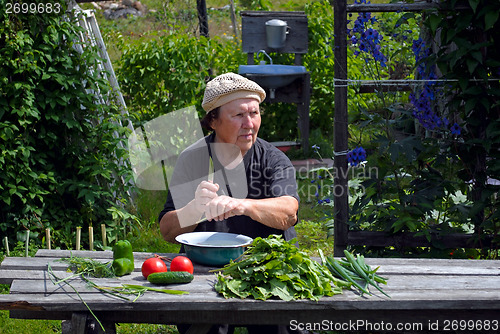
[0,0,133,250]
[428,0,500,245]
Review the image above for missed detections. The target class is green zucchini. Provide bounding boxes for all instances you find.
[147,271,194,284]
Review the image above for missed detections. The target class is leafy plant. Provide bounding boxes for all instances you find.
[307,1,499,256]
[213,235,345,301]
[0,0,134,251]
[424,0,500,247]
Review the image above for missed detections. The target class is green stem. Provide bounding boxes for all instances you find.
[47,264,106,332]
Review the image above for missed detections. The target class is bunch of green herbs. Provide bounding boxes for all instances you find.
[58,254,115,278]
[48,255,188,332]
[214,235,347,301]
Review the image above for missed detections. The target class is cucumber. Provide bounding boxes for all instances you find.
[147,271,194,284]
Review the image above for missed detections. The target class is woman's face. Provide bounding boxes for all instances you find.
[211,98,261,156]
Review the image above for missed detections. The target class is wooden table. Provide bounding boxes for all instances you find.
[1,249,499,333]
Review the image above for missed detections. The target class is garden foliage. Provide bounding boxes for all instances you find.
[311,0,499,257]
[117,32,245,125]
[2,0,498,257]
[428,0,500,236]
[0,0,133,250]
[116,1,342,142]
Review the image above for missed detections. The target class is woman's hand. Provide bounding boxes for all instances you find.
[205,195,245,222]
[194,181,219,215]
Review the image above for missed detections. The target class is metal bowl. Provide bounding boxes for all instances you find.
[175,232,253,266]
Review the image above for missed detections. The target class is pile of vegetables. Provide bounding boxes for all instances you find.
[48,241,191,332]
[320,250,390,298]
[51,245,190,298]
[214,235,348,301]
[142,254,194,284]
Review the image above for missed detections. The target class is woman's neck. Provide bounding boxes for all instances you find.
[213,136,244,169]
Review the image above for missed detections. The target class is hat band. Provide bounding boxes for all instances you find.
[205,91,263,113]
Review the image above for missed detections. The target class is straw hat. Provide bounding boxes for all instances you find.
[202,73,266,112]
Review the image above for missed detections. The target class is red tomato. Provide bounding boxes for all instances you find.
[170,256,194,274]
[141,257,168,279]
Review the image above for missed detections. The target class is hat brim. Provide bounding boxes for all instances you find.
[202,90,265,112]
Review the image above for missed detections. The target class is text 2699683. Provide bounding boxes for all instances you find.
[6,2,62,15]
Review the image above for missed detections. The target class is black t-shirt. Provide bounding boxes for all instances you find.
[158,133,299,241]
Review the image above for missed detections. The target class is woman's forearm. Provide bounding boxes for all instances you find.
[242,196,298,230]
[159,199,200,243]
[160,195,298,242]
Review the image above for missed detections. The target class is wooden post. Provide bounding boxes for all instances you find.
[89,226,94,251]
[3,237,9,256]
[46,228,51,250]
[25,230,30,257]
[332,0,349,256]
[101,224,107,247]
[229,0,239,39]
[196,0,209,38]
[76,227,81,250]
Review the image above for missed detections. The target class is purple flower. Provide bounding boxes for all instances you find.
[349,10,387,67]
[410,39,461,135]
[450,123,461,135]
[347,147,367,167]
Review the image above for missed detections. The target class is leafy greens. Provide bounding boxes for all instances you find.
[214,235,347,301]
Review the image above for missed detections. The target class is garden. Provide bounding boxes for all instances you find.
[1,0,499,333]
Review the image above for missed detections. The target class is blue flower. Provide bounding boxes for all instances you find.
[359,41,367,52]
[450,123,461,135]
[347,146,367,167]
[349,10,387,67]
[311,144,321,155]
[410,39,461,136]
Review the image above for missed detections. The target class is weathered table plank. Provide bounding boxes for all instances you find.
[3,288,500,311]
[7,273,500,295]
[9,273,215,294]
[6,252,500,275]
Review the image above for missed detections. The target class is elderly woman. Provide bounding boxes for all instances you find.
[158,73,305,334]
[159,72,299,244]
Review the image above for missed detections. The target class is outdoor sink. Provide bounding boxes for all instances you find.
[238,64,307,98]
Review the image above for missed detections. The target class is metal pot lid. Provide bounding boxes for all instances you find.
[265,19,287,27]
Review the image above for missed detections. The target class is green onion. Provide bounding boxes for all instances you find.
[323,250,390,298]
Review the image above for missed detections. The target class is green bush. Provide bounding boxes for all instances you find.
[309,0,500,257]
[428,0,500,240]
[116,1,344,145]
[117,32,247,126]
[0,0,134,250]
